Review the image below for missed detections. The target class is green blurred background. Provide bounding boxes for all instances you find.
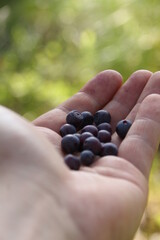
[0,0,160,239]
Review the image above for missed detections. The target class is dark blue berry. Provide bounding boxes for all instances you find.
[80,132,93,144]
[94,110,111,126]
[74,133,82,151]
[81,125,98,137]
[97,130,111,143]
[60,124,76,137]
[66,110,83,129]
[80,111,94,128]
[101,143,118,156]
[64,154,81,170]
[74,133,81,141]
[83,137,101,155]
[97,122,112,134]
[116,119,132,139]
[61,134,80,153]
[80,150,95,166]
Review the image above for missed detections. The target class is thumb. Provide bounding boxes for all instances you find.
[0,106,68,183]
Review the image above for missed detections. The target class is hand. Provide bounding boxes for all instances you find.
[0,70,160,240]
[33,70,160,240]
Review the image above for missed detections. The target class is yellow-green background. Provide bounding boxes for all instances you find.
[0,1,160,239]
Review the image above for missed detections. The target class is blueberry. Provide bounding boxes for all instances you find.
[64,154,81,170]
[80,111,94,128]
[66,110,83,129]
[83,136,101,155]
[81,125,98,137]
[74,133,81,141]
[73,133,82,151]
[97,130,111,143]
[80,150,95,166]
[60,124,76,137]
[80,132,93,144]
[61,134,80,153]
[116,119,132,139]
[94,110,111,125]
[97,122,112,134]
[101,142,118,156]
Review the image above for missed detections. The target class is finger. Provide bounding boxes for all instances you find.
[35,126,62,153]
[118,94,160,179]
[126,71,160,121]
[33,70,122,132]
[105,70,152,131]
[112,71,160,147]
[0,106,68,178]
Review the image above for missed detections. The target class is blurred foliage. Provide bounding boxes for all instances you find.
[134,153,160,240]
[0,0,160,119]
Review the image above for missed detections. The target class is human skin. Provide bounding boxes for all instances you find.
[0,70,160,240]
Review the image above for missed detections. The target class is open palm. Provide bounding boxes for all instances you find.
[32,70,160,240]
[1,70,160,240]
